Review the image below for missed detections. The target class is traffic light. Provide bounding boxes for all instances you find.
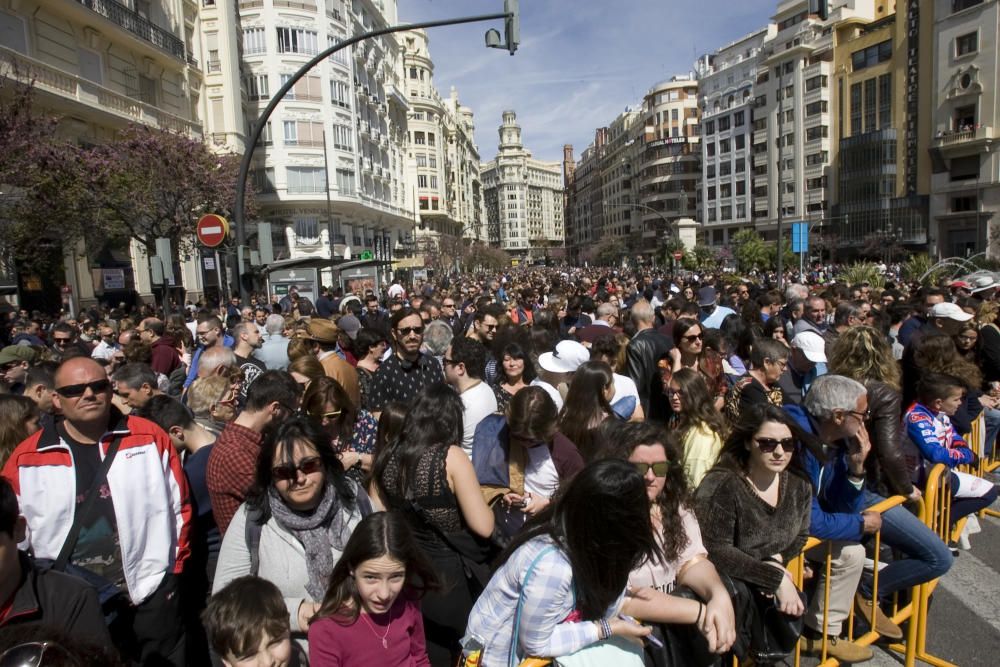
[504,0,519,55]
[485,0,519,55]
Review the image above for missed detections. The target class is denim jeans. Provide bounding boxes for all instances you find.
[859,491,953,600]
[983,406,1000,458]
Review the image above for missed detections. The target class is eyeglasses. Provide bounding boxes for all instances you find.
[54,378,111,398]
[272,456,323,482]
[443,303,456,308]
[442,357,460,366]
[666,388,683,397]
[483,324,498,331]
[396,326,424,336]
[0,641,74,667]
[321,410,342,419]
[681,333,704,342]
[848,409,871,421]
[754,437,795,453]
[52,337,72,345]
[632,461,670,477]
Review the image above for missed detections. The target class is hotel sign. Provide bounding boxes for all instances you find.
[905,0,919,196]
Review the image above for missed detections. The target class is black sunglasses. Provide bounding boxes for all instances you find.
[754,437,795,453]
[397,326,424,336]
[633,461,669,477]
[272,456,323,482]
[55,378,111,398]
[681,333,704,342]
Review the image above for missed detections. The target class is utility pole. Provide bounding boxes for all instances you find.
[232,6,519,301]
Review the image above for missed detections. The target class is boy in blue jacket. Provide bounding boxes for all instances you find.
[904,372,998,526]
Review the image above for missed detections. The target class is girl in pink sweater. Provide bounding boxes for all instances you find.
[308,512,440,666]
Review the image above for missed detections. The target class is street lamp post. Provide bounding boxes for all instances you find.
[231,8,518,301]
[602,201,673,266]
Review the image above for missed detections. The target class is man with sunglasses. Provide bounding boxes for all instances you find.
[207,370,302,535]
[1,357,192,665]
[785,375,938,659]
[0,345,36,394]
[367,307,443,413]
[696,286,736,330]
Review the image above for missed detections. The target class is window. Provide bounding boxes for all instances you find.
[736,181,746,195]
[850,82,863,135]
[330,80,350,108]
[706,142,716,157]
[283,121,297,144]
[719,162,731,176]
[138,75,157,105]
[428,132,436,146]
[807,176,826,189]
[805,100,828,116]
[409,67,418,79]
[953,0,983,12]
[864,78,877,132]
[78,48,102,84]
[276,27,318,55]
[243,28,266,55]
[705,120,715,136]
[295,217,320,240]
[720,183,732,198]
[706,164,716,178]
[416,154,427,167]
[806,151,828,166]
[784,133,794,147]
[735,158,746,173]
[952,196,977,212]
[734,111,745,127]
[336,168,355,194]
[851,39,892,72]
[878,73,892,129]
[718,116,731,132]
[413,131,425,145]
[805,75,827,91]
[429,156,437,168]
[331,124,352,150]
[253,167,275,192]
[806,126,828,141]
[753,118,767,131]
[735,134,745,150]
[286,167,326,193]
[954,104,977,130]
[957,32,978,56]
[0,11,27,53]
[720,138,731,154]
[248,74,269,101]
[950,155,980,181]
[430,175,438,188]
[418,175,428,188]
[707,186,716,200]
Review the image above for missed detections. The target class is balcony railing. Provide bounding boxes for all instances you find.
[76,0,185,61]
[933,125,996,148]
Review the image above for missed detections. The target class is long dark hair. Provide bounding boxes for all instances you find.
[713,404,822,482]
[500,460,658,620]
[669,368,727,437]
[371,383,464,505]
[312,512,439,624]
[558,361,614,462]
[671,317,702,348]
[598,421,690,565]
[498,342,537,384]
[301,376,358,448]
[248,416,355,516]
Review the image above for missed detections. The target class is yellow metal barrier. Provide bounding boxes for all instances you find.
[965,415,1000,520]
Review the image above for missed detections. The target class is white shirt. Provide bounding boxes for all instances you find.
[460,381,498,458]
[91,340,119,361]
[529,379,564,411]
[525,444,560,499]
[611,373,639,405]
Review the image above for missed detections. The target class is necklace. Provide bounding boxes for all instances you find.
[361,611,391,649]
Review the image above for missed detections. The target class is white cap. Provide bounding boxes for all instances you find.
[791,331,827,364]
[970,274,998,293]
[538,340,590,374]
[928,302,974,322]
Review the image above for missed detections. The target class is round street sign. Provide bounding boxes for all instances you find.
[673,251,684,261]
[196,214,229,248]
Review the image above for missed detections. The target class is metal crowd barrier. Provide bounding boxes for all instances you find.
[965,414,1000,520]
[514,470,964,667]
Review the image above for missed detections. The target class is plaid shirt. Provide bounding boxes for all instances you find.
[206,422,263,535]
[463,536,622,666]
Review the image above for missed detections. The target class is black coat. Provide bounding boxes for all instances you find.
[625,328,674,422]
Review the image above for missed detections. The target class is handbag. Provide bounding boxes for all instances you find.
[490,496,528,549]
[643,585,724,667]
[35,434,128,622]
[730,578,805,663]
[509,546,643,667]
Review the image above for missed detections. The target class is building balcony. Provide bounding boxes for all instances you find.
[75,0,185,61]
[2,45,201,136]
[933,126,997,156]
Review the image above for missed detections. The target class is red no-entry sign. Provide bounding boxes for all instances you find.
[196,214,229,248]
[673,251,684,261]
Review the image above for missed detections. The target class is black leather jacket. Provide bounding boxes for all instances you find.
[864,380,914,498]
[625,328,673,422]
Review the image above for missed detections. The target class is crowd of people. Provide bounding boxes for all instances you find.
[0,265,997,666]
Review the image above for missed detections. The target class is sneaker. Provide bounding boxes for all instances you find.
[801,635,873,663]
[854,593,903,640]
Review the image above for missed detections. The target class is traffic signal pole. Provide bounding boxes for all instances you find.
[232,7,519,302]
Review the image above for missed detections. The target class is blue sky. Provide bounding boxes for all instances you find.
[397,0,777,164]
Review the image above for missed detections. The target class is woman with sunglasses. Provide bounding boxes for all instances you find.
[694,405,818,663]
[598,421,736,664]
[213,417,373,657]
[667,368,726,487]
[667,318,727,412]
[302,376,377,484]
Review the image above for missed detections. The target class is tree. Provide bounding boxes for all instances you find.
[731,229,769,273]
[683,244,718,272]
[468,241,511,271]
[592,237,627,267]
[81,124,254,260]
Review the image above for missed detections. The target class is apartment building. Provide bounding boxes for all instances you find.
[481,111,564,261]
[241,0,414,285]
[638,75,700,255]
[696,27,773,248]
[929,0,1000,259]
[830,0,932,258]
[1,0,203,307]
[400,29,483,259]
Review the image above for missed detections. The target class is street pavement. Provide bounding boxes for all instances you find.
[795,499,1000,667]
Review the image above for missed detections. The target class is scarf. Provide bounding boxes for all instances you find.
[267,480,355,600]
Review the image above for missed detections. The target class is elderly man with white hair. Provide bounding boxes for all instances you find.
[253,314,290,370]
[785,375,950,656]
